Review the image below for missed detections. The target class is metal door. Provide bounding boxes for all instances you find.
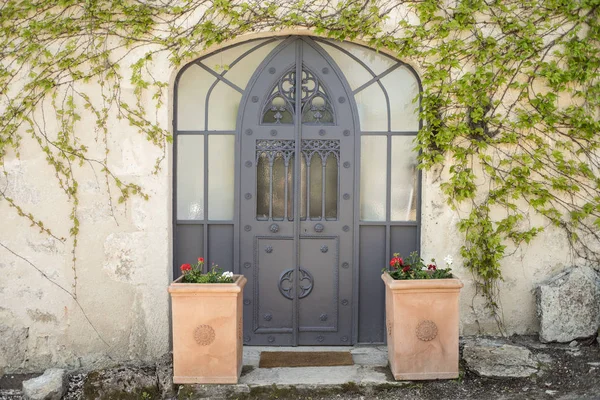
[239,37,356,345]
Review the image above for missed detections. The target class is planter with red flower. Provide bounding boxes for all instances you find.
[168,257,246,384]
[382,252,463,380]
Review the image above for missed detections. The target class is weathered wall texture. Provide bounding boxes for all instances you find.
[0,26,588,373]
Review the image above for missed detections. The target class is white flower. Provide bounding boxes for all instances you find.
[222,271,233,278]
[444,255,453,266]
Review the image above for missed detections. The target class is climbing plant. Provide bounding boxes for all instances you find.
[0,0,598,332]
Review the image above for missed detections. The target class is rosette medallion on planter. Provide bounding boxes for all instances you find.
[168,258,247,384]
[382,252,463,380]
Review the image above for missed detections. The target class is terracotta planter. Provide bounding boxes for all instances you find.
[168,275,247,384]
[381,272,463,380]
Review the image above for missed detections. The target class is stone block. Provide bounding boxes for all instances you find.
[22,368,66,400]
[536,266,600,343]
[463,338,539,378]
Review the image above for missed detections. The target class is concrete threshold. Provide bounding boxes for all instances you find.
[180,346,408,398]
[241,345,395,386]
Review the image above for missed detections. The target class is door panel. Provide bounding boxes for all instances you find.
[254,237,294,338]
[239,37,356,345]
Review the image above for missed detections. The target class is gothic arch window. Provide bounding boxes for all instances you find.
[174,36,422,286]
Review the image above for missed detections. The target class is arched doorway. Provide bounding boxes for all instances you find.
[174,35,421,346]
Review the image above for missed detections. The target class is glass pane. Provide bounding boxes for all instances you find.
[200,40,269,74]
[316,42,372,90]
[360,136,387,221]
[256,153,269,220]
[302,94,334,124]
[332,41,395,76]
[382,67,420,131]
[325,154,338,220]
[177,135,204,220]
[177,65,215,130]
[272,154,285,220]
[207,81,242,130]
[263,94,294,124]
[287,155,294,221]
[391,136,418,221]
[309,155,323,219]
[355,83,388,131]
[225,40,282,89]
[301,154,307,220]
[208,135,235,220]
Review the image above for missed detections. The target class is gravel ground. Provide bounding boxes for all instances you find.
[1,336,599,400]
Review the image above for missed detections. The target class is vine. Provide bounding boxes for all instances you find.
[0,0,598,333]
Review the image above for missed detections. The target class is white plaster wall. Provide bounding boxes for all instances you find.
[0,23,589,372]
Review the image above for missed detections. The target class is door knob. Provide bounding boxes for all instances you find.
[314,223,324,233]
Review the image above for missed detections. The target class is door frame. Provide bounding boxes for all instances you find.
[233,36,362,344]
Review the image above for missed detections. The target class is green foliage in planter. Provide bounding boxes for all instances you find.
[180,258,234,284]
[1,0,598,334]
[387,252,453,280]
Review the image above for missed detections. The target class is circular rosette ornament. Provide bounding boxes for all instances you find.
[193,325,216,346]
[415,320,438,341]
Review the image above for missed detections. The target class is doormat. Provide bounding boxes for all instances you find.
[258,351,354,368]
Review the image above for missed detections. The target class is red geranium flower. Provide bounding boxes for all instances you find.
[402,266,411,273]
[180,263,192,272]
[198,257,204,263]
[428,264,436,271]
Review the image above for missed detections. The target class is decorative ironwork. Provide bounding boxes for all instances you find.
[343,161,350,168]
[245,128,253,135]
[278,268,314,300]
[245,160,253,168]
[270,224,279,233]
[343,193,350,200]
[256,139,340,165]
[314,223,324,233]
[416,320,438,341]
[264,313,272,321]
[342,225,350,232]
[268,336,275,343]
[244,335,251,343]
[244,299,251,305]
[341,336,349,342]
[265,245,273,253]
[193,325,216,346]
[317,335,325,342]
[255,139,295,164]
[244,225,252,232]
[270,129,278,136]
[320,313,328,321]
[320,245,328,253]
[261,66,335,125]
[244,262,252,269]
[301,139,340,163]
[301,68,334,124]
[343,129,350,136]
[319,129,326,136]
[245,193,252,200]
[342,262,349,269]
[261,67,296,124]
[341,299,349,306]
